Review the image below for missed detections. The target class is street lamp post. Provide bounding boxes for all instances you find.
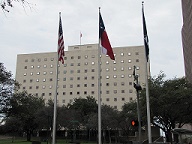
[133,66,142,144]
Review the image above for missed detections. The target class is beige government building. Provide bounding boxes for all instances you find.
[15,44,149,110]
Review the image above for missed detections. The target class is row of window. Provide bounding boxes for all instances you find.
[22,81,133,89]
[35,92,133,103]
[23,67,140,76]
[24,59,140,70]
[25,66,140,73]
[62,97,133,104]
[24,52,140,63]
[23,73,137,82]
[34,90,133,97]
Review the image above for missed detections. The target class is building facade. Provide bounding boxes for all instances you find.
[15,44,149,110]
[181,0,192,83]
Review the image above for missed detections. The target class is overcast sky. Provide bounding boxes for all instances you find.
[0,0,184,79]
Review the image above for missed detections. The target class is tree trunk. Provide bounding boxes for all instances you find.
[165,130,172,143]
[26,130,31,141]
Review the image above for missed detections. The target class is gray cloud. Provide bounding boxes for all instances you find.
[0,0,184,79]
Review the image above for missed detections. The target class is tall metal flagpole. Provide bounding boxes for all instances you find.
[133,66,142,144]
[145,60,152,143]
[80,32,82,45]
[52,12,61,144]
[142,2,152,143]
[98,7,102,144]
[52,49,59,144]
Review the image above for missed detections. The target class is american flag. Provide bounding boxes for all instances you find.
[58,15,65,64]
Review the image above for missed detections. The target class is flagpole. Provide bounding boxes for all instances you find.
[98,7,102,144]
[52,12,61,144]
[142,2,152,143]
[145,59,152,144]
[80,32,82,45]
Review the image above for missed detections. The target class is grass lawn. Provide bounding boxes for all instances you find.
[0,137,97,144]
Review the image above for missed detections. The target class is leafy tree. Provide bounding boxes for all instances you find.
[87,105,119,129]
[0,116,23,136]
[120,101,138,136]
[86,104,120,143]
[0,63,19,117]
[35,102,53,130]
[7,91,45,141]
[140,72,192,142]
[68,96,98,125]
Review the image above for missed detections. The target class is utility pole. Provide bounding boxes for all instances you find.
[133,65,142,144]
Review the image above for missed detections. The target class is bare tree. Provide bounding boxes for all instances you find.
[1,0,32,12]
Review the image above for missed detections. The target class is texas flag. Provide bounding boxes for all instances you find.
[99,12,115,60]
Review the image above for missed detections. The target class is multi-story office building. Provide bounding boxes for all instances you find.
[15,44,149,110]
[181,0,192,83]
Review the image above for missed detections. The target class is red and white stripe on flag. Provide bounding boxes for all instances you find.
[58,15,65,64]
